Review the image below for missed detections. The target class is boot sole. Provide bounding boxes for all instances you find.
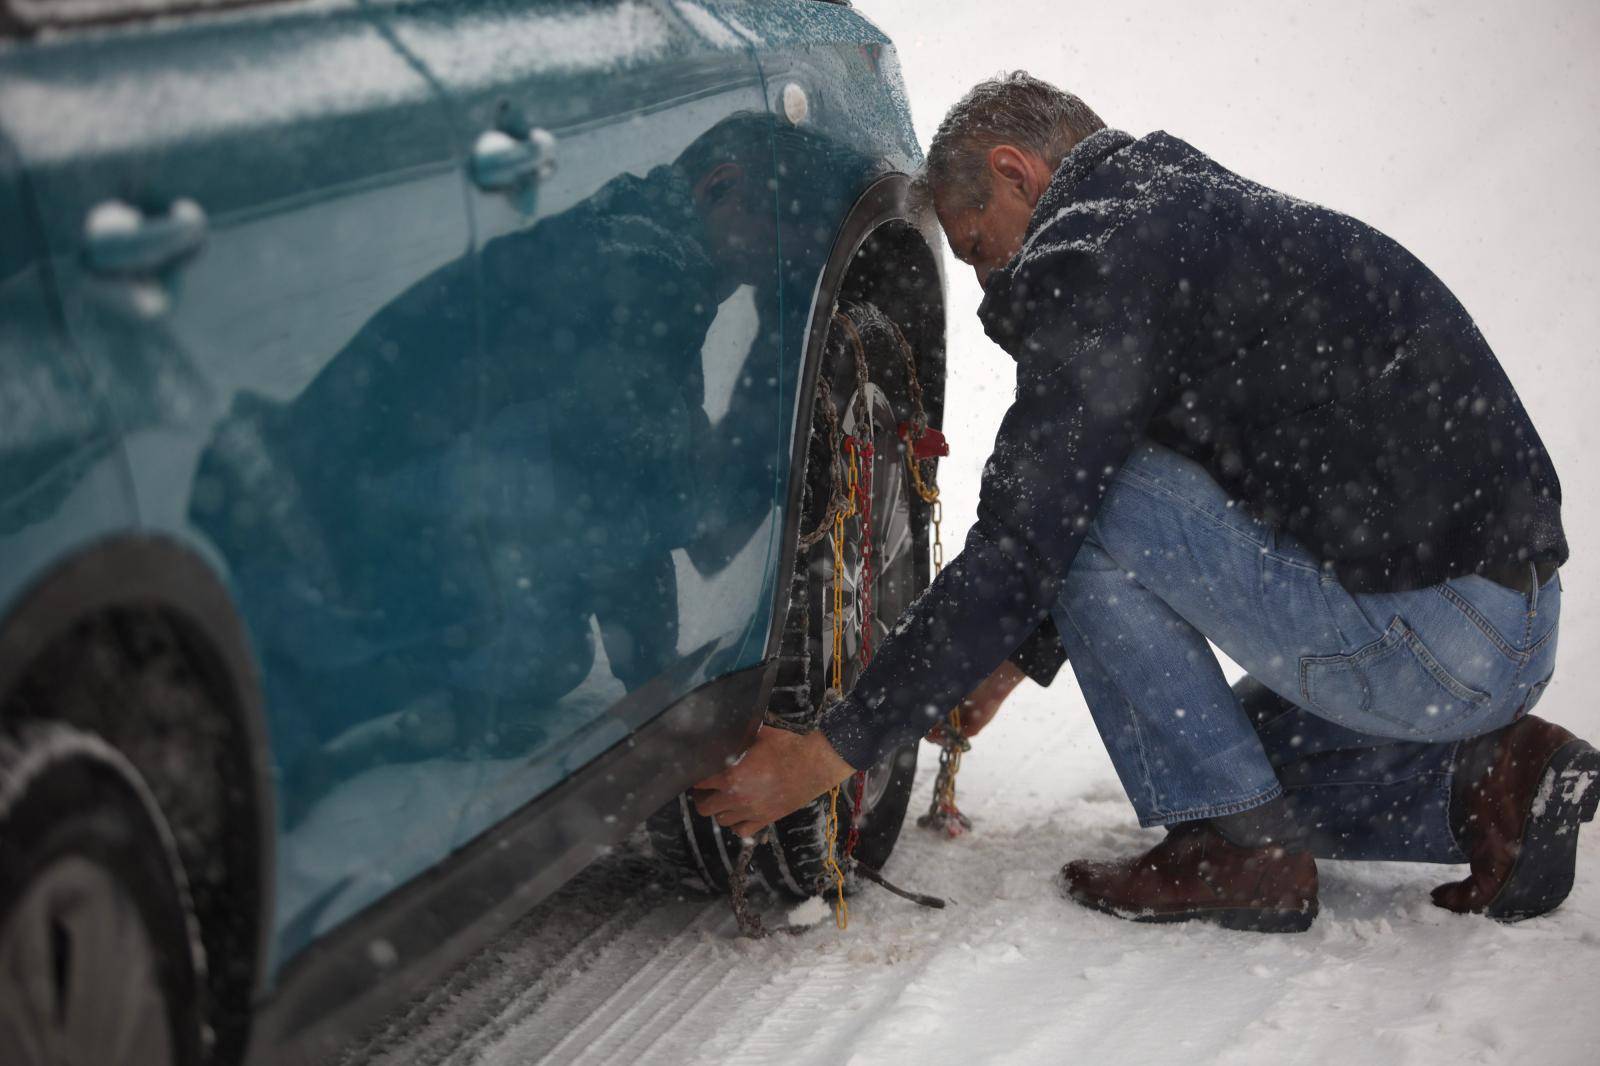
[1486,738,1600,922]
[1063,884,1318,934]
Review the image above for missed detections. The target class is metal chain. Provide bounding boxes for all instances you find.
[730,828,771,938]
[839,314,880,861]
[892,318,930,437]
[864,314,943,572]
[820,308,880,927]
[821,780,849,929]
[870,315,970,839]
[798,375,854,551]
[772,307,965,936]
[730,827,814,938]
[917,713,973,837]
[823,463,852,926]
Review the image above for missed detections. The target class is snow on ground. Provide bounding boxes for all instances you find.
[354,687,1600,1066]
[354,4,1600,1065]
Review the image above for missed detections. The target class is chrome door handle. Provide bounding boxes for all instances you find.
[470,128,557,191]
[83,198,208,276]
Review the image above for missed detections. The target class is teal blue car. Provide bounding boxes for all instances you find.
[0,1,946,1062]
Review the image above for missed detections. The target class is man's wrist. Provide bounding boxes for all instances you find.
[806,728,857,787]
[990,659,1027,698]
[816,695,876,772]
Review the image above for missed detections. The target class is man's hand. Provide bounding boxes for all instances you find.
[927,659,1025,743]
[692,726,856,838]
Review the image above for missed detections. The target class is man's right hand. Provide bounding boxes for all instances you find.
[927,659,1026,743]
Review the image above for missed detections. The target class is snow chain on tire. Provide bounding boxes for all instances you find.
[646,300,931,914]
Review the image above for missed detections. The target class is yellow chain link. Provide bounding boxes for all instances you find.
[822,784,849,929]
[934,706,964,810]
[821,449,860,929]
[904,439,943,575]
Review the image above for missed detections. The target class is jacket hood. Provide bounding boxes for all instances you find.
[977,127,1138,356]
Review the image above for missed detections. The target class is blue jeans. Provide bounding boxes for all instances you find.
[1052,442,1560,862]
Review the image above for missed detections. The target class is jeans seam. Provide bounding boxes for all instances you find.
[1115,465,1272,555]
[1524,622,1557,660]
[1314,574,1371,651]
[1436,583,1525,664]
[1266,551,1323,576]
[1055,605,1165,818]
[1399,626,1491,707]
[1255,705,1301,733]
[1142,781,1285,828]
[1441,737,1470,862]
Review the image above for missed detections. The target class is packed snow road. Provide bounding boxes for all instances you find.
[340,689,1600,1066]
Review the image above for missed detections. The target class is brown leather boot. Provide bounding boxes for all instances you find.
[1060,822,1318,933]
[1433,714,1600,921]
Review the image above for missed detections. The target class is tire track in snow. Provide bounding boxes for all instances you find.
[482,901,733,1065]
[345,847,714,1066]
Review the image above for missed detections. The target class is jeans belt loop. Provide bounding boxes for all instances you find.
[1528,561,1539,616]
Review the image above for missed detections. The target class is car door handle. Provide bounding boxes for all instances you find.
[471,128,557,191]
[83,198,208,276]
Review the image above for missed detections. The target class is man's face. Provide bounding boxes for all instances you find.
[694,162,775,297]
[934,145,1055,289]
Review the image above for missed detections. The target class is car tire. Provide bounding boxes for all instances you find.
[649,299,930,901]
[0,722,205,1066]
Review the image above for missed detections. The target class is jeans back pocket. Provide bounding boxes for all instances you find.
[1300,617,1492,740]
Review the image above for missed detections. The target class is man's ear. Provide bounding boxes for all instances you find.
[987,145,1045,206]
[694,162,745,208]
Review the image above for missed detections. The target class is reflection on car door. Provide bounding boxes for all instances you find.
[0,1,486,966]
[376,0,786,839]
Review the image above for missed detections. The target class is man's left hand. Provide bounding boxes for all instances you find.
[692,726,856,838]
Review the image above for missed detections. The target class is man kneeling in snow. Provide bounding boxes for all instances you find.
[693,72,1595,931]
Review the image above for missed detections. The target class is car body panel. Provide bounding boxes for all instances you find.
[0,0,484,972]
[0,129,137,613]
[0,0,936,1035]
[689,1,924,554]
[368,0,788,852]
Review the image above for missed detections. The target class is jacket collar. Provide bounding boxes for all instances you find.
[1020,127,1136,249]
[978,128,1137,355]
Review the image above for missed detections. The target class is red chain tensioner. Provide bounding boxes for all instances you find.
[897,422,950,464]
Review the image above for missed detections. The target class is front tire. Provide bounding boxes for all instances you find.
[649,300,931,900]
[0,723,204,1066]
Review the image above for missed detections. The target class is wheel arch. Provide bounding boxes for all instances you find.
[0,532,275,1062]
[765,171,947,661]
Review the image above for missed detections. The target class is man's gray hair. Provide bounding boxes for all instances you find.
[916,72,1105,213]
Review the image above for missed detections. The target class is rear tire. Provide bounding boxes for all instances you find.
[649,300,930,900]
[0,723,204,1066]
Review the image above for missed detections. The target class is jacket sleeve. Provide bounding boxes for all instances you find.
[816,237,1180,770]
[1008,614,1066,687]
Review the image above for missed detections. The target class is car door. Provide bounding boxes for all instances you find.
[371,0,787,839]
[0,0,488,967]
[0,128,135,597]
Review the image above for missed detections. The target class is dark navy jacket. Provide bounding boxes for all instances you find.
[819,128,1566,770]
